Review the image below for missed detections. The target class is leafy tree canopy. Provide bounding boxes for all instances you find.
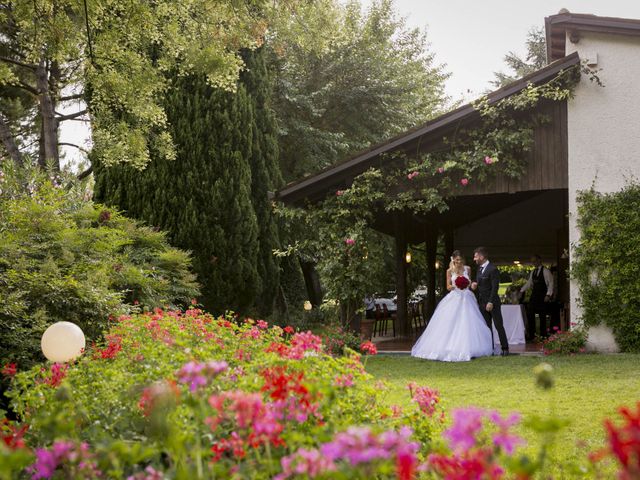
[270,0,451,182]
[0,0,296,171]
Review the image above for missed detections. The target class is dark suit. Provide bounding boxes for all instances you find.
[476,262,509,351]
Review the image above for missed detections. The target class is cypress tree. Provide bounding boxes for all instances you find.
[95,73,260,314]
[241,49,284,315]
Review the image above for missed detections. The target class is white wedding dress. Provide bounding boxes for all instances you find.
[411,267,494,362]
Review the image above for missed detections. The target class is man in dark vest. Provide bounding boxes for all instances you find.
[520,254,554,339]
[471,246,509,356]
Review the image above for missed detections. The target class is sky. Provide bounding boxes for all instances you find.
[62,0,640,168]
[360,0,640,102]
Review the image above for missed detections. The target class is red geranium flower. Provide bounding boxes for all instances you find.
[1,363,17,377]
[454,276,470,290]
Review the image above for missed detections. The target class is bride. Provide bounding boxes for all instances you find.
[411,251,494,362]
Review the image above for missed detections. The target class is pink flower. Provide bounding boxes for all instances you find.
[437,167,445,174]
[489,411,525,454]
[283,326,294,334]
[407,171,419,180]
[287,331,324,359]
[176,361,228,392]
[444,407,485,452]
[484,156,494,165]
[460,178,469,186]
[336,190,344,196]
[345,238,355,246]
[408,382,440,417]
[334,373,354,388]
[257,320,269,329]
[360,341,377,355]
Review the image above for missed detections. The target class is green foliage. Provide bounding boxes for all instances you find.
[94,49,288,316]
[0,162,199,372]
[270,0,450,182]
[572,184,640,352]
[492,27,547,88]
[0,0,296,168]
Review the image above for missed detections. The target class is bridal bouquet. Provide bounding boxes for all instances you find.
[454,276,470,290]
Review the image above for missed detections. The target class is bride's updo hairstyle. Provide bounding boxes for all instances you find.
[449,250,466,275]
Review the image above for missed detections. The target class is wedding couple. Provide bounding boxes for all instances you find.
[411,247,509,362]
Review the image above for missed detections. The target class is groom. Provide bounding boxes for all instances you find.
[471,246,509,356]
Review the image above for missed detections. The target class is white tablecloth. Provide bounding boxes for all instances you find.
[492,305,526,345]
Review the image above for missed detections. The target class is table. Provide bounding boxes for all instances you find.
[492,305,526,345]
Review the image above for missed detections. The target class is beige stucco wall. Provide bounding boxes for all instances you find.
[566,32,640,329]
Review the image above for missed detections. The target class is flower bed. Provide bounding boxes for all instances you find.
[0,309,636,479]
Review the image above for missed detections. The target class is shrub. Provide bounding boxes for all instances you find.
[4,310,443,479]
[0,163,199,374]
[572,184,640,352]
[541,326,588,355]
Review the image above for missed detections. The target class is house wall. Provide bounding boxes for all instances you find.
[566,31,640,325]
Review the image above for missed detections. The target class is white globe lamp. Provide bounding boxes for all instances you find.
[41,322,86,363]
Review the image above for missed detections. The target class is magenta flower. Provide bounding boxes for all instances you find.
[257,319,269,329]
[489,411,525,454]
[176,360,228,392]
[444,407,485,452]
[345,238,355,246]
[460,178,469,186]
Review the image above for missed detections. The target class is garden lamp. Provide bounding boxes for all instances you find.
[41,322,86,363]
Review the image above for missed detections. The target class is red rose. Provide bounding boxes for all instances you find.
[454,276,470,290]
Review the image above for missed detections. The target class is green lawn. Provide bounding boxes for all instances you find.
[366,354,640,474]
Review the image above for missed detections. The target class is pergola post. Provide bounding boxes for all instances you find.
[440,229,454,296]
[425,229,438,319]
[394,216,409,338]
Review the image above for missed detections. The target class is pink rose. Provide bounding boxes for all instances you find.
[336,190,344,196]
[345,238,355,246]
[460,178,469,186]
[437,167,445,174]
[484,156,493,165]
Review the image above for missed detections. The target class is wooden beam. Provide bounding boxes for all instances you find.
[394,215,409,338]
[425,229,438,320]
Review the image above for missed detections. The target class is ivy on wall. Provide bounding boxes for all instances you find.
[572,184,640,353]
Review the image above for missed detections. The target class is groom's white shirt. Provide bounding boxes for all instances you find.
[479,260,489,274]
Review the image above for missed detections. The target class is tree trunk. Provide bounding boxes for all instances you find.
[0,113,23,167]
[299,259,323,307]
[36,62,59,170]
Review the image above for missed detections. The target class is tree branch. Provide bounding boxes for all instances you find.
[56,109,89,122]
[59,93,84,102]
[16,80,39,96]
[77,164,93,180]
[0,55,37,70]
[59,142,89,154]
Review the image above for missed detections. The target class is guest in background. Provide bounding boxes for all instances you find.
[364,295,376,319]
[520,254,554,339]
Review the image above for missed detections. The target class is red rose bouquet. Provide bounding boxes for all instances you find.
[454,276,470,290]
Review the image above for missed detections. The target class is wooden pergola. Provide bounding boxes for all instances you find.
[276,53,580,337]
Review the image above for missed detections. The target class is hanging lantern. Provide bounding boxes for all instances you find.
[405,251,412,264]
[303,301,313,311]
[41,322,85,363]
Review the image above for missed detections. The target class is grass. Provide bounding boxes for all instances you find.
[365,353,640,475]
